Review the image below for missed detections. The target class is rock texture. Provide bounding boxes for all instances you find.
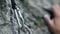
[0,0,60,34]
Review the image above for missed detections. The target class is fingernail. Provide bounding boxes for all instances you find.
[44,14,50,18]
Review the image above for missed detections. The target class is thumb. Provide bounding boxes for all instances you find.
[44,14,54,27]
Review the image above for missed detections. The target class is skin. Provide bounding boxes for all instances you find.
[44,5,60,34]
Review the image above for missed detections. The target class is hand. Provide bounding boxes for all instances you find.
[44,5,60,34]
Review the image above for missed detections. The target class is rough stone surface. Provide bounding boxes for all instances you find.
[0,0,60,34]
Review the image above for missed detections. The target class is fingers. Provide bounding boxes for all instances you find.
[52,5,60,17]
[44,14,54,27]
[52,5,60,13]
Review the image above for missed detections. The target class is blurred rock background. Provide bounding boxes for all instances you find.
[0,0,60,34]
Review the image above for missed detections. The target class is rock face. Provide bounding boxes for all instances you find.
[0,0,60,34]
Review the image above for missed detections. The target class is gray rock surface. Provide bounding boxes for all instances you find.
[0,0,60,34]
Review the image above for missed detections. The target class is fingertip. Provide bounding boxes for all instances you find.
[52,4,59,9]
[44,14,51,23]
[44,14,54,27]
[44,14,50,19]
